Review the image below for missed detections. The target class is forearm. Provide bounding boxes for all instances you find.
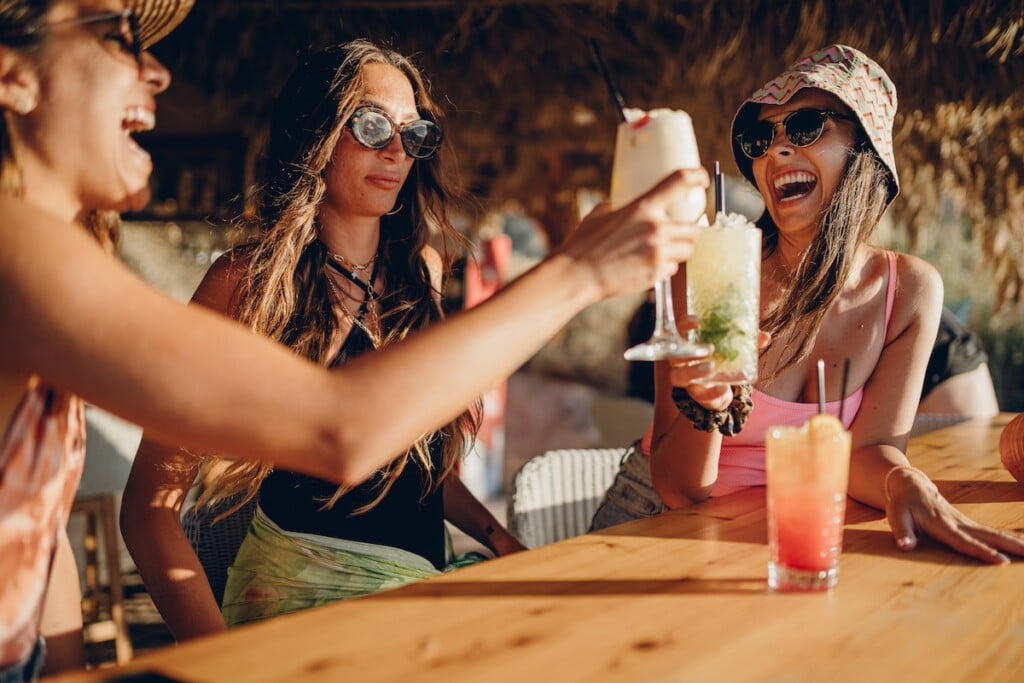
[847,444,911,510]
[648,350,723,507]
[4,213,598,486]
[442,475,519,554]
[649,414,723,507]
[121,508,227,641]
[324,253,600,484]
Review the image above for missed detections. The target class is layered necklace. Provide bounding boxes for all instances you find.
[324,247,382,348]
[326,247,377,273]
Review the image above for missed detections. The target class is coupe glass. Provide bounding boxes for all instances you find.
[611,108,712,361]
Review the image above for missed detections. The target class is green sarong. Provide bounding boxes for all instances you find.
[222,506,485,627]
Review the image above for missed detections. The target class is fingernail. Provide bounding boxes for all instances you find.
[896,536,914,549]
[995,553,1010,565]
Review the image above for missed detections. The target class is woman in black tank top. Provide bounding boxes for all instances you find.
[124,40,525,637]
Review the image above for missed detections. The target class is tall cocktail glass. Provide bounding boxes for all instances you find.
[765,414,851,592]
[611,108,712,362]
[687,212,762,384]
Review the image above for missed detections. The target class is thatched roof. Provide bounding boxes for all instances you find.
[150,0,1024,306]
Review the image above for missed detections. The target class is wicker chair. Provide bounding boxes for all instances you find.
[507,448,625,549]
[181,494,256,605]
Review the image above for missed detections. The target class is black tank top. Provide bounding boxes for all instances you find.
[259,321,447,569]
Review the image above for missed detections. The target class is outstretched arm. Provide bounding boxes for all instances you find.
[847,254,1024,563]
[1,170,704,488]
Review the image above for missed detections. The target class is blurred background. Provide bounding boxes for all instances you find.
[99,0,1023,500]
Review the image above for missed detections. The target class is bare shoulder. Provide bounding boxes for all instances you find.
[191,250,251,316]
[420,245,444,292]
[886,249,943,340]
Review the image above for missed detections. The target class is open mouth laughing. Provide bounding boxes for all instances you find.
[122,105,155,158]
[773,170,817,205]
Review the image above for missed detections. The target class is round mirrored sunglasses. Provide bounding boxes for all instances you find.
[736,109,853,160]
[346,105,443,160]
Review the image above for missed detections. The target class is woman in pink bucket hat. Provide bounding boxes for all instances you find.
[593,45,1024,566]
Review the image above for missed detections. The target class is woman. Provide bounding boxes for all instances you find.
[0,0,704,677]
[591,45,1024,564]
[122,40,529,637]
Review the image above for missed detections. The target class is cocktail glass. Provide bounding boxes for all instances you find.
[687,212,762,384]
[611,108,712,362]
[765,414,851,592]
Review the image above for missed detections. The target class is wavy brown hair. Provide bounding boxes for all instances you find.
[0,0,119,251]
[758,144,891,381]
[198,40,479,517]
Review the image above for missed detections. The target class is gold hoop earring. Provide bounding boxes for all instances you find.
[384,203,403,217]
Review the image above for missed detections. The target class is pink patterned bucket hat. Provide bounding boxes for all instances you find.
[730,44,899,207]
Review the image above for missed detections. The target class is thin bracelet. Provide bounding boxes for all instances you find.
[883,465,926,503]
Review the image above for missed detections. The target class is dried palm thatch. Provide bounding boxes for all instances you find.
[153,0,1024,306]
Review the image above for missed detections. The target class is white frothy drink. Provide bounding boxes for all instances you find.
[610,108,706,221]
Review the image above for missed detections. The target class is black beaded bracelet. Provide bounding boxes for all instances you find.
[672,384,754,436]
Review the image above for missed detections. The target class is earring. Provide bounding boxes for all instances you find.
[15,97,35,115]
[384,203,403,216]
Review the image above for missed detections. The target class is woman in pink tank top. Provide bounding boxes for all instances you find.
[593,45,1024,565]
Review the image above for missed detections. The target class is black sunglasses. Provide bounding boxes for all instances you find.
[346,105,443,160]
[3,9,142,69]
[736,109,853,159]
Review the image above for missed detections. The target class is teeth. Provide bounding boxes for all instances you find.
[122,106,155,133]
[773,171,815,190]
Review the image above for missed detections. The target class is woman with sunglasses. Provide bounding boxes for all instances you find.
[121,39,535,637]
[591,45,1024,564]
[0,2,706,678]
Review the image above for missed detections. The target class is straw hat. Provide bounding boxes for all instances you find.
[128,0,195,48]
[730,44,899,208]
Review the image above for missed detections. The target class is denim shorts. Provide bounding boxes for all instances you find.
[0,638,45,683]
[589,444,666,532]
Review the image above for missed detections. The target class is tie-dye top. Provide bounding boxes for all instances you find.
[0,380,85,667]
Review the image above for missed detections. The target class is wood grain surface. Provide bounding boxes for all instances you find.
[46,414,1024,683]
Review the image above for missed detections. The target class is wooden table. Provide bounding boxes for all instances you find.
[49,414,1024,683]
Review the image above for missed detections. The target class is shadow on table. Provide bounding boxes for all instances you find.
[374,576,768,599]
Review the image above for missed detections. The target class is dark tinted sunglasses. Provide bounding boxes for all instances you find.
[346,105,443,160]
[4,9,142,69]
[736,109,853,159]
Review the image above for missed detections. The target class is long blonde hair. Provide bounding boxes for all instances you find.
[759,146,890,380]
[199,40,478,516]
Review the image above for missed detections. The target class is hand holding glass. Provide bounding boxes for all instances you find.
[611,108,711,361]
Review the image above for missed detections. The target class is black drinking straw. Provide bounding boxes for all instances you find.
[816,359,826,415]
[714,161,725,214]
[838,358,851,423]
[588,38,627,123]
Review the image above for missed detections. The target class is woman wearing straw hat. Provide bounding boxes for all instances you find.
[592,45,1024,564]
[0,0,705,677]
